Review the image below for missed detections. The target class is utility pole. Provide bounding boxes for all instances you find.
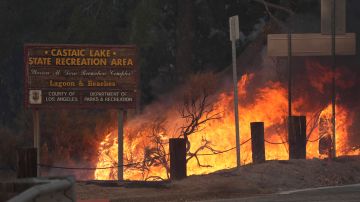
[229,15,241,168]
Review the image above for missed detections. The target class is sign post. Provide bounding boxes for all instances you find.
[32,109,40,176]
[288,31,292,118]
[24,44,138,180]
[229,15,241,168]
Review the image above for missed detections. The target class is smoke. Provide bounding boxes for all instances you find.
[94,1,360,179]
[94,3,360,179]
[265,0,360,146]
[93,42,360,180]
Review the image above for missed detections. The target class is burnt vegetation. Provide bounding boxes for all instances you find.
[178,73,222,167]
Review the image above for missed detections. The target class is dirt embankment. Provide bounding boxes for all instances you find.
[75,156,360,202]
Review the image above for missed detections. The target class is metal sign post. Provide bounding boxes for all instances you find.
[331,0,337,158]
[229,15,241,168]
[288,31,292,118]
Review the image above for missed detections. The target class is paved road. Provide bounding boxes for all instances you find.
[200,184,360,202]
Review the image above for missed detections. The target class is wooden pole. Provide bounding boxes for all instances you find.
[169,138,187,180]
[17,148,37,178]
[288,116,307,159]
[250,122,265,164]
[118,110,125,181]
[32,109,40,177]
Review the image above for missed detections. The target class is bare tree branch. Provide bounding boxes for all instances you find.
[253,0,295,16]
[253,0,295,30]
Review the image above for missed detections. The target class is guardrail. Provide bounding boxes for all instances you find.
[6,176,76,202]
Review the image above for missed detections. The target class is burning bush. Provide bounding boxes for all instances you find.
[94,59,360,181]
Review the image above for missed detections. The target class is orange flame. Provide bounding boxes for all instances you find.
[94,65,359,180]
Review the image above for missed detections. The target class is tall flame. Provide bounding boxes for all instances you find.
[94,63,359,180]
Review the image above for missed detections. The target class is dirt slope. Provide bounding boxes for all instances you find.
[75,156,360,202]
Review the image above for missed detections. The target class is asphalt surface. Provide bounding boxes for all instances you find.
[199,184,360,202]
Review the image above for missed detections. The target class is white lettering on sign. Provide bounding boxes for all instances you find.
[105,97,133,102]
[48,91,68,96]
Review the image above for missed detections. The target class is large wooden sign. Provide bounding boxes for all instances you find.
[268,33,356,56]
[24,44,138,109]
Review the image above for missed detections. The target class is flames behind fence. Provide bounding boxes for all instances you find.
[94,60,360,181]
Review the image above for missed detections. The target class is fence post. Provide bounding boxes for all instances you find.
[288,116,307,159]
[251,122,265,163]
[169,138,187,180]
[17,148,37,178]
